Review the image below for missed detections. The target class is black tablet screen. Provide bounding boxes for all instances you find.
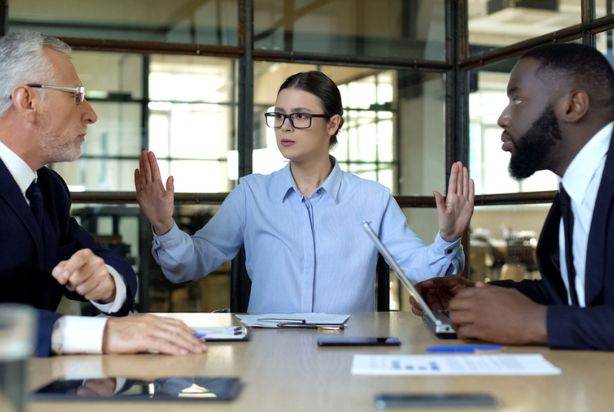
[32,376,241,402]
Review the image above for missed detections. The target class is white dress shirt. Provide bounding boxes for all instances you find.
[559,122,613,307]
[0,140,127,353]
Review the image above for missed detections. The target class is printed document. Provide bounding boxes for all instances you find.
[352,354,561,376]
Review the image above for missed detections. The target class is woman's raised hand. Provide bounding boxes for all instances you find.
[134,151,175,235]
[435,161,475,242]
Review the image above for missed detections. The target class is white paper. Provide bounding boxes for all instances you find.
[235,313,350,328]
[351,354,561,376]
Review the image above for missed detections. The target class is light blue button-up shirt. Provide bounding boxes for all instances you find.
[153,160,463,313]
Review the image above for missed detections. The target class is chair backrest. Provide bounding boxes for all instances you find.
[230,249,391,312]
[230,246,251,313]
[375,254,390,311]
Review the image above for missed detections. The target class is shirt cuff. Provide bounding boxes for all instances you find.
[90,265,127,314]
[433,231,462,255]
[152,222,182,247]
[51,316,108,354]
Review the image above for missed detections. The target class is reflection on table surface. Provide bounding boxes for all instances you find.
[29,312,614,412]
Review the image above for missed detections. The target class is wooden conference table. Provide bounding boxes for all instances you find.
[28,312,613,412]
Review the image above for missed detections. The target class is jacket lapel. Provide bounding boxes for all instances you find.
[536,196,568,302]
[0,159,46,265]
[584,128,614,304]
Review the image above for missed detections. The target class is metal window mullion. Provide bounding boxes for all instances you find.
[238,0,254,177]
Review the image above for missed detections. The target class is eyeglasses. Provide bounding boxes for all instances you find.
[264,112,330,129]
[27,83,86,105]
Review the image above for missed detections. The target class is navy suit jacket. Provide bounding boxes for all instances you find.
[0,160,137,356]
[493,128,614,350]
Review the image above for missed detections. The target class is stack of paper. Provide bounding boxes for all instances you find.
[235,313,350,329]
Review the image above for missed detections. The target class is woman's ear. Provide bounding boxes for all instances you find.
[558,90,589,124]
[327,114,343,136]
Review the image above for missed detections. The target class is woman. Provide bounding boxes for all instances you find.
[135,71,474,313]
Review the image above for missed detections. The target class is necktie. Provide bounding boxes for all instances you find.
[559,185,579,306]
[26,180,45,228]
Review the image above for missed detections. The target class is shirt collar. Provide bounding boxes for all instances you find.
[0,139,37,197]
[279,156,343,204]
[561,122,613,204]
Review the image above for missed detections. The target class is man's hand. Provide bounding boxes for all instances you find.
[102,314,207,355]
[410,275,476,316]
[52,248,116,303]
[449,285,548,345]
[435,161,475,242]
[134,150,175,235]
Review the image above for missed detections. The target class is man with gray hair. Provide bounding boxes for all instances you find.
[0,31,206,356]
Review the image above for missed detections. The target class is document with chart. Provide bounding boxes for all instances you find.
[351,354,561,376]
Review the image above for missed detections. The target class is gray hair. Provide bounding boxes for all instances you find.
[0,31,71,114]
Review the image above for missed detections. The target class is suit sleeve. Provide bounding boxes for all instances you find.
[47,168,137,315]
[490,280,614,349]
[35,309,62,357]
[61,217,137,315]
[489,279,555,305]
[546,305,614,350]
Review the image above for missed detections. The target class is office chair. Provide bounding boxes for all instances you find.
[230,248,390,312]
[230,247,251,313]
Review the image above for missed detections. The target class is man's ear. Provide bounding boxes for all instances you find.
[558,90,590,124]
[10,86,37,120]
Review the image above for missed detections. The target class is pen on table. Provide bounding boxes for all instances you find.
[426,345,502,353]
[257,318,306,324]
[277,322,345,330]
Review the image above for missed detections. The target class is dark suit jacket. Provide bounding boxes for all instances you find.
[0,160,137,356]
[493,128,614,350]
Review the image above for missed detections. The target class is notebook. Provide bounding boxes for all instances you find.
[362,221,457,339]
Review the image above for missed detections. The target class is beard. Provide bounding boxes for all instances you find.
[38,130,83,164]
[508,105,562,179]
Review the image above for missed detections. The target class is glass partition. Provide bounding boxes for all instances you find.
[596,29,614,59]
[468,0,581,55]
[254,0,446,61]
[9,0,239,45]
[149,55,237,193]
[53,51,238,193]
[596,0,614,18]
[470,204,550,283]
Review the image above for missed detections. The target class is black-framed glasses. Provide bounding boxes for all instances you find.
[27,83,86,105]
[264,112,330,129]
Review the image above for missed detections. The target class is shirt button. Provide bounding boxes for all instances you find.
[445,248,453,254]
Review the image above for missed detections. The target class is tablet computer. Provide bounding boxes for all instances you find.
[32,376,241,402]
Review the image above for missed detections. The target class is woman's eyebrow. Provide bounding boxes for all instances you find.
[274,106,315,113]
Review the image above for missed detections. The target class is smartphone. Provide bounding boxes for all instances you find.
[317,336,401,346]
[374,393,499,409]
